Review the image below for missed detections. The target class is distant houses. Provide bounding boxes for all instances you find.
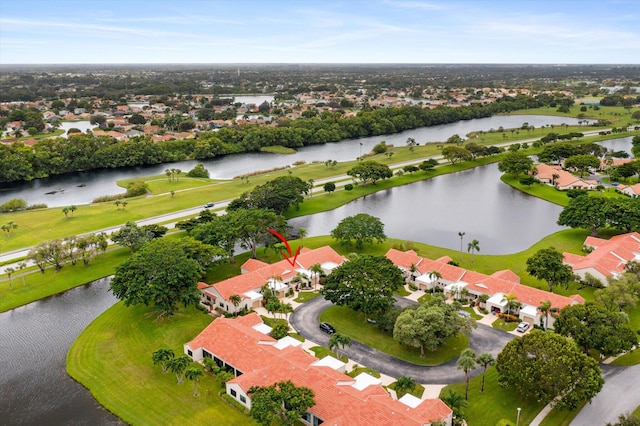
[535,163,597,190]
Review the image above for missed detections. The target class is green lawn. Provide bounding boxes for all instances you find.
[538,402,585,426]
[319,305,468,366]
[347,366,381,378]
[309,345,347,362]
[492,318,518,332]
[461,306,483,320]
[441,367,547,426]
[68,302,255,426]
[294,291,321,303]
[611,349,640,366]
[260,145,297,154]
[0,247,130,312]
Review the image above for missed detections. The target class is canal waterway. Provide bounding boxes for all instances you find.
[0,277,121,425]
[1,115,594,207]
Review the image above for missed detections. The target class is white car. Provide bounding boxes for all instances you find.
[516,322,530,333]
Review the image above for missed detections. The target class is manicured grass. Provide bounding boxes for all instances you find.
[294,291,321,303]
[309,346,347,363]
[137,176,220,195]
[319,305,468,366]
[67,302,256,426]
[461,306,483,320]
[509,105,636,124]
[441,367,546,426]
[394,285,411,296]
[539,402,585,426]
[418,293,433,304]
[611,349,640,366]
[0,247,129,313]
[633,405,640,418]
[348,366,381,378]
[492,318,518,332]
[260,145,297,154]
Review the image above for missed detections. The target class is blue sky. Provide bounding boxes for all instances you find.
[1,0,639,64]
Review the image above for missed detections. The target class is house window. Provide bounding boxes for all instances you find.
[240,395,246,404]
[303,412,312,422]
[203,350,212,359]
[236,370,243,376]
[206,296,211,301]
[230,389,237,397]
[219,302,224,307]
[313,417,324,426]
[187,349,192,356]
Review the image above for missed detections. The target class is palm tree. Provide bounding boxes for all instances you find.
[278,303,294,321]
[229,294,242,316]
[501,293,521,316]
[185,367,204,396]
[441,390,468,424]
[167,354,191,384]
[552,173,560,186]
[298,227,307,247]
[62,206,69,218]
[409,263,418,283]
[151,348,175,373]
[165,168,172,181]
[121,201,128,210]
[476,352,495,392]
[458,231,465,253]
[309,263,323,290]
[428,270,442,293]
[69,205,77,216]
[457,349,477,400]
[5,267,15,289]
[328,333,352,358]
[114,200,121,210]
[467,239,480,263]
[307,179,314,198]
[394,376,416,398]
[17,261,27,286]
[538,300,552,330]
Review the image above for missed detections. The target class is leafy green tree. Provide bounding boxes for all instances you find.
[128,113,146,125]
[328,332,352,358]
[394,376,416,398]
[419,158,439,172]
[322,254,404,320]
[442,146,472,164]
[152,348,174,373]
[346,161,392,185]
[270,321,290,339]
[595,274,639,312]
[554,303,638,357]
[496,330,604,410]
[27,239,67,272]
[393,296,474,358]
[526,247,575,292]
[457,349,476,400]
[185,366,204,396]
[406,137,417,151]
[228,175,310,214]
[606,414,640,426]
[110,238,203,317]
[497,152,534,177]
[167,354,191,384]
[557,194,609,236]
[323,181,336,193]
[476,352,495,392]
[248,380,315,426]
[538,300,552,330]
[564,154,600,177]
[441,390,467,424]
[110,221,154,253]
[186,162,210,178]
[330,213,386,249]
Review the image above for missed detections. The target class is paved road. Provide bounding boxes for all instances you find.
[570,363,640,426]
[289,296,514,384]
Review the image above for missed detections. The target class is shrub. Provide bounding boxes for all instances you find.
[186,162,210,178]
[499,313,519,323]
[125,181,149,197]
[0,198,27,212]
[372,141,388,154]
[408,282,418,291]
[92,193,126,203]
[344,184,354,191]
[25,203,48,210]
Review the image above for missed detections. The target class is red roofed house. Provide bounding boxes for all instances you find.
[617,183,640,198]
[198,246,347,314]
[386,249,584,329]
[563,232,640,283]
[184,313,452,426]
[535,163,597,190]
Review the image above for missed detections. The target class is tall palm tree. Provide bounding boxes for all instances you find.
[467,239,480,263]
[458,231,465,253]
[298,227,307,247]
[185,367,204,396]
[5,267,15,289]
[69,205,77,217]
[428,270,443,294]
[151,348,175,373]
[457,349,477,400]
[501,293,521,316]
[167,355,191,384]
[309,263,323,290]
[476,352,495,392]
[538,300,552,330]
[394,376,416,398]
[441,390,468,424]
[229,294,242,316]
[328,333,352,358]
[17,261,27,286]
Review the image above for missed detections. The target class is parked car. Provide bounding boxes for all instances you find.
[204,202,215,208]
[319,322,336,334]
[516,322,530,333]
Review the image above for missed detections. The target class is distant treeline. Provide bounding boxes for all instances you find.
[0,95,543,183]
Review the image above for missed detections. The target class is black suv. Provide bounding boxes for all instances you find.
[319,322,336,334]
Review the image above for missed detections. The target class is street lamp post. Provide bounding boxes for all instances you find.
[516,407,521,426]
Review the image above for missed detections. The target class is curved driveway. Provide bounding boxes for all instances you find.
[289,296,514,384]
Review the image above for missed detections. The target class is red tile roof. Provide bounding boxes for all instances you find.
[186,314,452,425]
[564,232,640,278]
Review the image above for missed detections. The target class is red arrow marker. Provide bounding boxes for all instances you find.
[268,229,301,267]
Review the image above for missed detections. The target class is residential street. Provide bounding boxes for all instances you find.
[289,296,514,384]
[570,363,640,426]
